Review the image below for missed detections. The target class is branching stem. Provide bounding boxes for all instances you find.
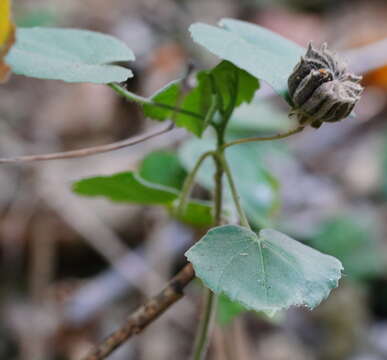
[177,150,215,215]
[192,289,217,360]
[218,153,250,229]
[221,126,304,150]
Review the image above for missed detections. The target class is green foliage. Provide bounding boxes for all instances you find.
[73,172,178,205]
[11,17,347,322]
[142,81,181,121]
[73,167,215,228]
[190,18,304,101]
[6,27,134,83]
[139,150,187,190]
[170,200,214,228]
[310,217,384,280]
[186,225,343,314]
[217,294,247,326]
[204,60,260,113]
[179,138,280,227]
[143,61,259,136]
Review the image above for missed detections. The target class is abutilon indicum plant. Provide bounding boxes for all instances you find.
[1,5,368,360]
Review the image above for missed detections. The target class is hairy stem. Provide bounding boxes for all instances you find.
[192,289,217,360]
[177,150,214,215]
[109,83,202,120]
[221,126,304,150]
[218,153,250,229]
[191,120,225,360]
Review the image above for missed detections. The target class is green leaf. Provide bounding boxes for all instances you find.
[143,60,259,136]
[73,172,178,205]
[179,138,280,227]
[138,150,214,227]
[170,200,214,228]
[72,169,214,228]
[209,60,260,112]
[190,19,304,100]
[310,217,384,280]
[139,150,187,190]
[217,294,247,326]
[186,225,343,313]
[6,27,134,83]
[142,81,181,121]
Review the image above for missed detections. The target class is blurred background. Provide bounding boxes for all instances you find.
[1,0,387,359]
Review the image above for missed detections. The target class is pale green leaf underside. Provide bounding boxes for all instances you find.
[6,27,134,83]
[72,171,214,227]
[190,18,304,99]
[186,225,343,313]
[73,172,178,205]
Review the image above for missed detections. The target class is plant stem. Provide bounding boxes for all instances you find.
[213,154,224,225]
[221,126,304,150]
[218,153,250,229]
[109,83,203,119]
[191,152,223,360]
[203,94,218,128]
[177,150,214,215]
[81,263,195,360]
[192,289,217,360]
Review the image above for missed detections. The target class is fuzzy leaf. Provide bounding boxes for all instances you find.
[6,27,134,83]
[73,172,178,205]
[143,60,259,136]
[190,19,304,100]
[186,225,343,313]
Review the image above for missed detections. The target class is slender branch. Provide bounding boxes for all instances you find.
[218,153,250,229]
[213,153,224,225]
[81,263,195,360]
[221,126,304,150]
[0,122,174,164]
[177,150,214,215]
[109,83,203,120]
[192,289,217,360]
[191,148,224,360]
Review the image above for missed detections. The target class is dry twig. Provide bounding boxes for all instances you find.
[81,263,194,360]
[0,122,174,164]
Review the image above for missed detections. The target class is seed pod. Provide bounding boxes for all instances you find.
[288,43,363,128]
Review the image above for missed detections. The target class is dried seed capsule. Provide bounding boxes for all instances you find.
[288,43,363,128]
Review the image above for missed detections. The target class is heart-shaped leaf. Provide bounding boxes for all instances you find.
[6,27,134,83]
[190,19,304,101]
[186,225,342,313]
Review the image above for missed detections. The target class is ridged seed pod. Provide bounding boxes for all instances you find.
[288,42,364,128]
